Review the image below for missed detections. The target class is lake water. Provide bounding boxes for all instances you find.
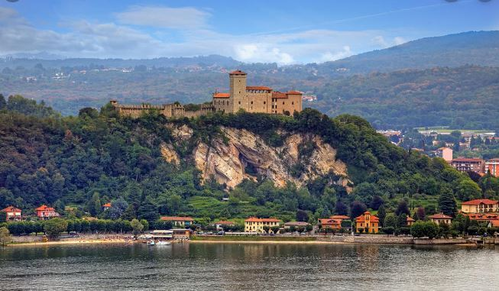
[0,243,498,291]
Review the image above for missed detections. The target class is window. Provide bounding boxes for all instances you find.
[292,102,294,105]
[263,101,266,104]
[251,101,253,105]
[238,101,241,105]
[283,102,285,105]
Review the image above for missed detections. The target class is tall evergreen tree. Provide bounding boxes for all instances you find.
[377,205,386,227]
[438,189,457,217]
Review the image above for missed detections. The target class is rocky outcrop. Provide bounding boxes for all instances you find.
[160,143,180,166]
[191,127,349,189]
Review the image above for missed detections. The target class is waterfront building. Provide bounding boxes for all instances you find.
[213,70,303,115]
[35,205,60,220]
[428,213,452,225]
[213,220,235,231]
[318,218,342,230]
[461,199,499,214]
[244,217,281,233]
[160,216,194,227]
[1,206,22,221]
[450,158,485,174]
[355,211,379,234]
[485,159,499,177]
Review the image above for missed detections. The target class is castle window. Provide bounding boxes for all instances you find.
[239,101,241,105]
[283,102,285,105]
[263,102,266,105]
[251,101,253,105]
[292,102,294,105]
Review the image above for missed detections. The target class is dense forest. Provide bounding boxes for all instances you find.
[1,95,498,225]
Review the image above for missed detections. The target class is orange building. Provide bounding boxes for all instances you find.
[461,199,499,214]
[355,211,379,233]
[485,159,499,177]
[406,217,416,226]
[1,206,22,221]
[35,205,60,220]
[318,218,342,230]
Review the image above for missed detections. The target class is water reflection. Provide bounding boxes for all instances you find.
[1,243,498,291]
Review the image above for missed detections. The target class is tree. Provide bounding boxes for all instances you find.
[370,195,384,210]
[130,219,144,237]
[87,192,102,217]
[411,221,439,239]
[438,189,457,217]
[377,205,386,227]
[137,198,159,224]
[350,201,367,219]
[0,226,11,246]
[44,218,68,240]
[395,200,410,216]
[271,226,280,234]
[263,226,270,234]
[415,207,426,221]
[0,211,6,223]
[335,201,348,215]
[384,213,397,235]
[296,210,309,222]
[456,180,482,201]
[397,213,408,229]
[0,94,6,110]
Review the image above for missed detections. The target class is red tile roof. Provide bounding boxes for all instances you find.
[214,220,234,225]
[103,203,112,208]
[462,199,498,205]
[287,90,302,95]
[407,217,415,222]
[35,205,55,212]
[428,213,452,219]
[245,217,281,223]
[213,92,230,98]
[489,220,499,227]
[319,218,341,225]
[229,70,247,75]
[330,215,350,220]
[246,86,272,91]
[355,211,379,223]
[1,206,21,213]
[272,91,288,99]
[451,158,483,162]
[160,216,194,221]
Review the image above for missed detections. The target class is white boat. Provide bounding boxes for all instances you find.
[147,240,155,246]
[155,241,172,246]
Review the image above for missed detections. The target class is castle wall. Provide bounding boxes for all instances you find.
[246,91,271,113]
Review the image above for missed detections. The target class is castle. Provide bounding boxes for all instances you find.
[110,70,302,118]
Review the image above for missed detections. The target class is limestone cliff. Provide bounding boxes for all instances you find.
[166,125,350,189]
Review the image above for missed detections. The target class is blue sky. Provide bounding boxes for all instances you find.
[0,0,498,64]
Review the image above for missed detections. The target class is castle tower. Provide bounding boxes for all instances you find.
[229,70,247,113]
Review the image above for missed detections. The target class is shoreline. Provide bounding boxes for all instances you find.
[8,239,130,247]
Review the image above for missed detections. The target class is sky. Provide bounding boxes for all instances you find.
[0,0,498,64]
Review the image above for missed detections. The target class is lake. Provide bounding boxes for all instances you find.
[0,243,498,290]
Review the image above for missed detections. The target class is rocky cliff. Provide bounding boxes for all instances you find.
[163,125,350,189]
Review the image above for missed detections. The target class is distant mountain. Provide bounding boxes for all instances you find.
[318,31,499,74]
[0,54,241,70]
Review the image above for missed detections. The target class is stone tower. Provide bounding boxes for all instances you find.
[229,70,247,113]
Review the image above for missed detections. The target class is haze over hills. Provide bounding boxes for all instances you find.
[1,31,499,130]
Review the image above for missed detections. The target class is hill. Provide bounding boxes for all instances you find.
[1,96,492,223]
[310,65,499,130]
[319,31,499,74]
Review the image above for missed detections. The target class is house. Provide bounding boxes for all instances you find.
[485,159,499,177]
[435,147,453,162]
[1,206,22,221]
[428,213,452,225]
[160,216,194,227]
[172,229,193,240]
[35,205,60,220]
[213,220,235,230]
[102,203,112,211]
[461,199,499,214]
[406,217,416,226]
[318,218,342,230]
[451,158,485,174]
[283,221,310,230]
[244,217,281,233]
[355,211,379,234]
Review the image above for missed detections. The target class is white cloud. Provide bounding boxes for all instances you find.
[0,6,412,64]
[115,6,210,29]
[393,36,406,45]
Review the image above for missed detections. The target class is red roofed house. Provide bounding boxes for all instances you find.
[213,220,235,231]
[428,213,452,225]
[406,217,416,226]
[244,217,281,233]
[35,205,60,220]
[160,216,194,227]
[102,203,112,211]
[461,199,499,214]
[212,70,302,115]
[1,206,22,221]
[355,211,379,234]
[318,218,342,230]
